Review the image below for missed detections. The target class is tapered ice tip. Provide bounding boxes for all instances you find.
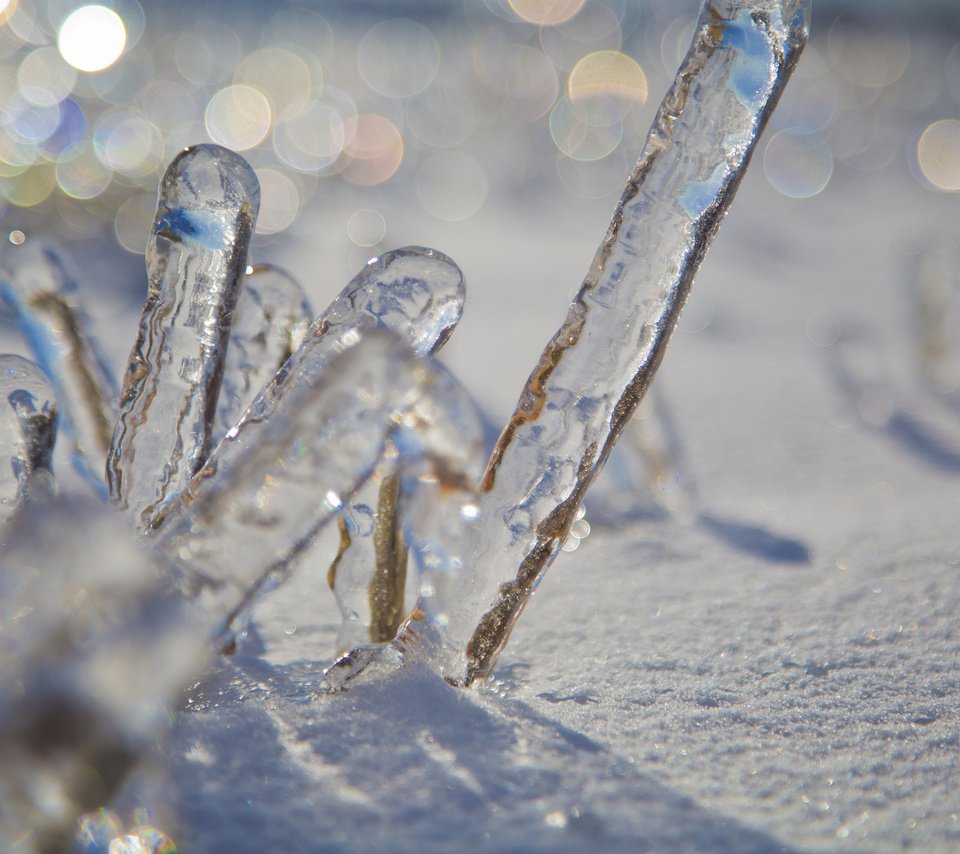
[160,144,261,215]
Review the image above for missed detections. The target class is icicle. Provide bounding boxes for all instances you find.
[106,144,260,528]
[0,355,57,529]
[0,237,115,491]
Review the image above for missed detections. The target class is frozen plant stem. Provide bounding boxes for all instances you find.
[0,239,116,491]
[107,144,259,528]
[446,0,811,685]
[165,246,466,650]
[214,263,312,443]
[152,330,482,653]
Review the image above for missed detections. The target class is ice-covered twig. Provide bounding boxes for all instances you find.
[297,247,466,649]
[215,262,312,442]
[446,0,811,685]
[107,144,259,528]
[160,246,466,650]
[0,355,57,528]
[0,239,115,491]
[0,329,484,847]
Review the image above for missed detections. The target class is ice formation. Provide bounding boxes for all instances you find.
[0,241,116,490]
[106,145,260,529]
[0,0,809,846]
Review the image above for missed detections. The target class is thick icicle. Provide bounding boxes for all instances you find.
[152,329,483,655]
[215,263,312,441]
[106,144,259,528]
[0,238,115,490]
[0,355,57,528]
[0,498,204,854]
[438,0,811,685]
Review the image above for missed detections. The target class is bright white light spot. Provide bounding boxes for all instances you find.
[58,6,126,73]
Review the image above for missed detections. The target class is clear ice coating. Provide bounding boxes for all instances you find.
[298,247,466,649]
[151,329,483,656]
[0,238,115,490]
[107,144,260,528]
[0,355,57,528]
[156,245,466,647]
[442,0,811,684]
[215,263,312,442]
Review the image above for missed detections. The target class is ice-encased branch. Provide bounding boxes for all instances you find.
[0,240,116,491]
[107,144,259,528]
[0,500,202,853]
[215,262,312,443]
[448,0,811,684]
[204,246,468,650]
[153,329,483,647]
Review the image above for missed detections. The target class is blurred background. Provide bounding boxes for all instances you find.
[0,0,958,420]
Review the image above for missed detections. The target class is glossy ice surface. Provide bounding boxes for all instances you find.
[107,144,260,528]
[0,240,115,490]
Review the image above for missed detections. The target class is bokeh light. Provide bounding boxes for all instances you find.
[93,108,162,175]
[827,15,910,90]
[339,113,403,186]
[763,130,833,198]
[273,99,347,173]
[0,1,943,257]
[540,2,622,70]
[174,20,240,87]
[255,167,299,234]
[205,85,272,152]
[347,208,386,247]
[56,142,112,199]
[113,192,155,253]
[508,0,586,27]
[18,46,77,105]
[916,119,960,192]
[568,50,647,105]
[235,47,314,115]
[357,19,440,100]
[549,95,623,161]
[57,5,127,73]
